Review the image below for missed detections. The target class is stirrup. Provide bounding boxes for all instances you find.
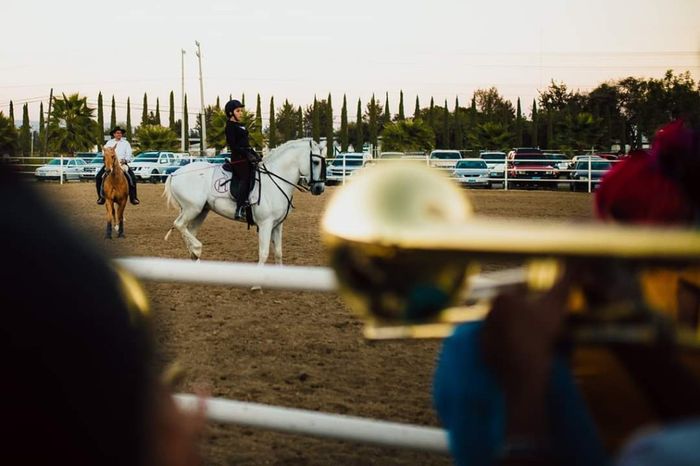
[234,205,246,220]
[130,197,140,205]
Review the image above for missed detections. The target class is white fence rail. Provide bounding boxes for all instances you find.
[114,257,525,451]
[174,394,449,453]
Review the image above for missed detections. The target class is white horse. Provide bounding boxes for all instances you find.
[163,138,326,263]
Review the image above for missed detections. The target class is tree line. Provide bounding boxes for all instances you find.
[1,69,698,157]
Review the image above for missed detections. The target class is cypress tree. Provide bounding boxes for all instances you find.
[97,92,104,146]
[19,104,31,156]
[255,94,262,137]
[414,96,420,119]
[9,101,14,126]
[325,93,334,154]
[183,94,189,149]
[126,98,132,140]
[429,97,435,127]
[454,97,463,149]
[241,93,245,106]
[155,98,161,125]
[215,96,221,109]
[355,98,363,152]
[442,100,449,148]
[398,90,405,120]
[297,106,303,138]
[516,97,523,146]
[311,97,320,143]
[169,91,175,130]
[368,94,378,148]
[141,93,148,126]
[268,96,277,148]
[340,94,349,152]
[532,99,538,147]
[383,92,390,124]
[110,96,116,130]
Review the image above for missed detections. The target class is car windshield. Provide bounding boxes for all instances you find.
[90,156,104,164]
[576,161,611,170]
[208,157,226,164]
[135,152,159,162]
[431,152,461,159]
[331,158,363,167]
[512,153,550,166]
[547,154,568,161]
[456,160,487,169]
[481,153,505,161]
[48,159,69,166]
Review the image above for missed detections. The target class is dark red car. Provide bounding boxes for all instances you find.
[505,148,559,189]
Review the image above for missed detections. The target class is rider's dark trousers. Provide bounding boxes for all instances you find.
[230,157,253,206]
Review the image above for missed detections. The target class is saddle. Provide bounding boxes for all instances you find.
[219,163,257,227]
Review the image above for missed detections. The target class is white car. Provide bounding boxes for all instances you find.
[130,151,177,183]
[479,151,506,170]
[452,159,491,188]
[326,153,366,185]
[35,157,87,181]
[429,150,462,169]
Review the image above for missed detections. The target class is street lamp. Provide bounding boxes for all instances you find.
[195,40,206,154]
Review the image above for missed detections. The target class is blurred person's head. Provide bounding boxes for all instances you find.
[0,165,200,466]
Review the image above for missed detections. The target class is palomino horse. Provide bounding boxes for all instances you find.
[101,146,129,239]
[163,138,326,263]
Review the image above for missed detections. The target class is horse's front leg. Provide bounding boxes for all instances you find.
[257,220,273,266]
[104,201,114,239]
[116,200,126,238]
[271,223,283,265]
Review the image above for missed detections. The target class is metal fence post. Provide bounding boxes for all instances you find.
[59,154,64,185]
[587,157,592,193]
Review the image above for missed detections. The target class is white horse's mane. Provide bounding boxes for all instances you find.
[265,138,317,163]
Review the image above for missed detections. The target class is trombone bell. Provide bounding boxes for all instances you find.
[321,163,700,342]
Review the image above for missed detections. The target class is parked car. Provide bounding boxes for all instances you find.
[569,160,612,192]
[80,154,104,181]
[35,157,87,182]
[452,159,491,188]
[506,148,558,188]
[479,151,506,170]
[130,151,177,183]
[165,156,228,176]
[429,150,463,169]
[326,153,365,185]
[545,153,571,171]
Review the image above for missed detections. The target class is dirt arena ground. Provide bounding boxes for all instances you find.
[38,180,594,465]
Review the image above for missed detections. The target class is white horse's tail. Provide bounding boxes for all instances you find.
[163,175,179,241]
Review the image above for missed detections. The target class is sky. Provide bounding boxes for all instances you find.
[2,0,699,126]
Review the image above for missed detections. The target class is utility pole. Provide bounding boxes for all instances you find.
[43,88,53,158]
[195,40,206,154]
[181,49,186,152]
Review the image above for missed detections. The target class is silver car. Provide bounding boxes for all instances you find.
[35,157,87,182]
[80,154,105,181]
[452,158,491,188]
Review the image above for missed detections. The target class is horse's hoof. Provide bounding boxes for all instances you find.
[251,285,263,293]
[118,233,125,238]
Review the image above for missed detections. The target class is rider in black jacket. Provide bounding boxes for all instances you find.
[224,99,262,220]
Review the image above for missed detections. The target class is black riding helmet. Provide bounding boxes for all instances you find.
[225,99,244,118]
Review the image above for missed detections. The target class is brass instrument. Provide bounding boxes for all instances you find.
[321,162,700,344]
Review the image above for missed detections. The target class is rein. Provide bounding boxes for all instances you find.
[253,148,325,229]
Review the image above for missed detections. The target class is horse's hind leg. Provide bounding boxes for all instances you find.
[257,220,273,266]
[174,207,205,260]
[271,223,283,265]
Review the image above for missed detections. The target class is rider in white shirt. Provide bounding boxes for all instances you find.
[96,126,140,205]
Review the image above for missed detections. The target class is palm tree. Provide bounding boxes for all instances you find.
[208,108,263,153]
[48,93,96,154]
[134,125,180,151]
[0,112,18,156]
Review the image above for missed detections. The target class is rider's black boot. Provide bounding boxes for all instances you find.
[234,205,246,220]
